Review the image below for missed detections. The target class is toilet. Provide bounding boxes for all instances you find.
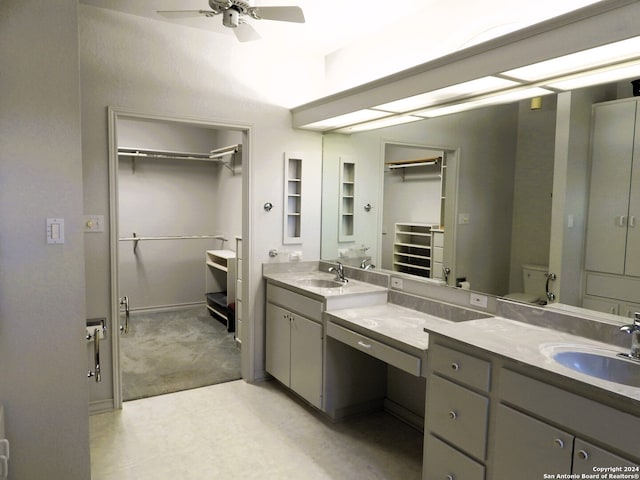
[505,264,549,304]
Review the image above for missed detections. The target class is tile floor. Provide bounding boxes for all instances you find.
[90,380,423,480]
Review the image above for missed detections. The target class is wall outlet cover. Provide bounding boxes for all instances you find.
[470,293,488,308]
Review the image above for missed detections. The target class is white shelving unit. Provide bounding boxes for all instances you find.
[205,249,236,331]
[234,237,242,345]
[339,158,355,242]
[283,154,303,244]
[393,223,436,278]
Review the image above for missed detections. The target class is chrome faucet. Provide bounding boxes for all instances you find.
[360,258,375,270]
[619,313,640,360]
[328,261,347,284]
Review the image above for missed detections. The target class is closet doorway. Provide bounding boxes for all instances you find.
[108,110,250,406]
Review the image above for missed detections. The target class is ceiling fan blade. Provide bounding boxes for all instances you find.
[234,22,262,42]
[157,10,217,19]
[251,6,305,23]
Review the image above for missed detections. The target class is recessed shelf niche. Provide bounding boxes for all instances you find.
[339,158,355,242]
[283,153,303,244]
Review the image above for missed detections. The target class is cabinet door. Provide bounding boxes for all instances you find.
[491,404,573,480]
[585,101,637,275]
[626,103,640,276]
[290,313,323,409]
[265,303,291,386]
[573,438,638,474]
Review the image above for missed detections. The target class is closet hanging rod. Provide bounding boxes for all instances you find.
[119,233,228,254]
[209,144,241,159]
[119,234,228,241]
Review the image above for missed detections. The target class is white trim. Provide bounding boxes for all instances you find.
[107,107,254,408]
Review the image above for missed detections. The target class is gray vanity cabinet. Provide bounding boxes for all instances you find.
[265,284,323,409]
[423,336,640,480]
[492,404,573,479]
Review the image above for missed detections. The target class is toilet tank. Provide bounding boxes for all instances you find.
[522,264,548,297]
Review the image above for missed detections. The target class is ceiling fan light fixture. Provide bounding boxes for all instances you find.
[223,8,240,28]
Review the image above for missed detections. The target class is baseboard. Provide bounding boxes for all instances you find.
[326,397,385,422]
[130,302,206,314]
[89,398,116,415]
[384,398,424,432]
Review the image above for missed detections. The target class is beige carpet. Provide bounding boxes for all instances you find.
[120,306,241,401]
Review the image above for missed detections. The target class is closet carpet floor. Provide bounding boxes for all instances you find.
[90,380,423,480]
[120,306,241,401]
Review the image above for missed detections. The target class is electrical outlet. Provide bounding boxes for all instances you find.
[470,293,488,308]
[391,277,403,289]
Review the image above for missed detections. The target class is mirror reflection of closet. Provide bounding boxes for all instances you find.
[382,143,444,277]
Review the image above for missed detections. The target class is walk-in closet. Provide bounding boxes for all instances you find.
[116,117,242,401]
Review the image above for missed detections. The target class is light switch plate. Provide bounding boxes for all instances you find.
[46,218,64,244]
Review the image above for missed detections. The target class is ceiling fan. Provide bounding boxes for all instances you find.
[157,0,305,42]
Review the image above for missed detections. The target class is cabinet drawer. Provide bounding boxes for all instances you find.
[433,246,443,263]
[430,343,491,392]
[433,232,444,247]
[326,322,421,376]
[428,375,489,460]
[424,434,485,480]
[267,284,323,322]
[492,404,573,479]
[237,258,242,280]
[573,438,639,473]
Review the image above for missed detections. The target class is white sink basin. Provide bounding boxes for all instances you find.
[299,278,346,289]
[542,344,640,387]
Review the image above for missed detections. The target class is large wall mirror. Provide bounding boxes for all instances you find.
[321,78,638,322]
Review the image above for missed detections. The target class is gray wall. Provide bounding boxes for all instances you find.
[0,1,91,478]
[116,119,242,311]
[322,103,519,296]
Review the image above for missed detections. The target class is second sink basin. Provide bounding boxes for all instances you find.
[299,278,346,289]
[549,347,640,387]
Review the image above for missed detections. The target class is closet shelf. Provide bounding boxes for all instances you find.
[118,144,241,173]
[385,156,442,169]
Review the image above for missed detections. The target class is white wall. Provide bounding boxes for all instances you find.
[80,5,324,406]
[0,1,91,478]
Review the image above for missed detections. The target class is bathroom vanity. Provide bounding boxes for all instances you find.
[263,261,640,480]
[423,317,640,480]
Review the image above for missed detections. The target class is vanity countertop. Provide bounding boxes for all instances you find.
[263,270,388,301]
[325,303,450,355]
[424,316,640,405]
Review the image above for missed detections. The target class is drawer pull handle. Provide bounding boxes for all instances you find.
[577,450,589,460]
[357,341,372,349]
[553,438,565,449]
[448,410,457,420]
[450,362,460,371]
[446,475,455,480]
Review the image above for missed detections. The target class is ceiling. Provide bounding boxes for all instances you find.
[81,0,604,60]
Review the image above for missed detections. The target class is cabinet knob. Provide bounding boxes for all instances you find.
[448,410,457,420]
[577,450,589,460]
[450,362,460,371]
[553,438,565,449]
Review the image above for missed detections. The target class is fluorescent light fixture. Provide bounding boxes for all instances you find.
[300,109,390,131]
[373,76,520,113]
[546,59,640,91]
[502,36,640,82]
[415,87,554,118]
[334,115,424,134]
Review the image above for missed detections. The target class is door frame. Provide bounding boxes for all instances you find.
[107,107,253,409]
